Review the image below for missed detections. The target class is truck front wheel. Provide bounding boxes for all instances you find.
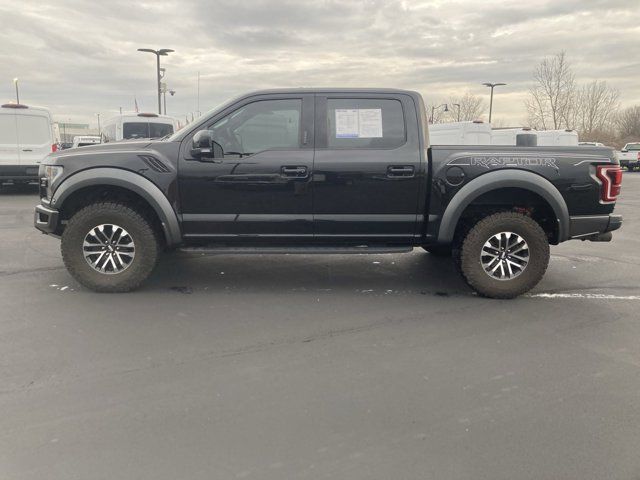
[458,212,550,299]
[61,202,160,292]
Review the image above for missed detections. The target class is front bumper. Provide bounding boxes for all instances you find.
[34,203,60,236]
[569,214,622,241]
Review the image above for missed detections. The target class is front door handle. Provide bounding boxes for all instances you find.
[387,165,415,178]
[281,166,308,178]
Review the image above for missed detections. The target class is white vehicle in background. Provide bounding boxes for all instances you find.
[617,142,640,171]
[72,135,101,148]
[491,127,537,145]
[428,121,491,145]
[101,113,178,143]
[0,103,57,184]
[536,129,579,147]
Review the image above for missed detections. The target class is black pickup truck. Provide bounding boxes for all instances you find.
[34,89,623,298]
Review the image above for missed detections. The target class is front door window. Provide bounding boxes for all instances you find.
[209,99,301,157]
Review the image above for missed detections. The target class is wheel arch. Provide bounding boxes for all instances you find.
[52,168,181,246]
[437,169,569,244]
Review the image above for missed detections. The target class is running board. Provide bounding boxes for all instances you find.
[179,245,413,255]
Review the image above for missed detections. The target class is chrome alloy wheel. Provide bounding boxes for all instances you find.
[480,231,529,281]
[83,224,135,274]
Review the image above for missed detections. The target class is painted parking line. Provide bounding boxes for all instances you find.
[528,293,640,300]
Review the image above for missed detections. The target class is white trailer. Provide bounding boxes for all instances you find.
[536,129,579,147]
[428,121,491,145]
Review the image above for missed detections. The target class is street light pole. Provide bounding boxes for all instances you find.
[13,78,19,104]
[96,114,101,135]
[430,104,449,123]
[482,82,506,123]
[137,48,174,114]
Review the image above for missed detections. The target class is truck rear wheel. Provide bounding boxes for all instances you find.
[458,212,549,299]
[61,202,160,292]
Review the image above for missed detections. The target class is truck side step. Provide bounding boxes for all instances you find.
[179,245,413,255]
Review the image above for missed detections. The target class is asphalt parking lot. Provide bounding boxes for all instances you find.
[1,175,640,480]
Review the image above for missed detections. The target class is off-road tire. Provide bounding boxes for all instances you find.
[459,212,550,299]
[421,245,452,257]
[61,202,160,292]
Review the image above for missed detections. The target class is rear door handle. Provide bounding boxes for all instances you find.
[387,165,415,178]
[281,166,308,178]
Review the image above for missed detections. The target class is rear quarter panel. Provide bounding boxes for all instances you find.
[427,145,618,236]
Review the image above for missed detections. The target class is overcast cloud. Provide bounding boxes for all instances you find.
[1,0,638,126]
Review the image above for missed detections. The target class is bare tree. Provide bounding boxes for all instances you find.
[446,92,485,122]
[425,93,485,124]
[525,51,576,130]
[617,105,640,140]
[576,80,619,138]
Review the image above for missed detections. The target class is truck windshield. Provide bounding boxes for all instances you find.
[123,122,174,139]
[624,144,640,151]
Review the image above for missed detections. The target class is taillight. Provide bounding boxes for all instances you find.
[51,144,58,152]
[596,165,622,203]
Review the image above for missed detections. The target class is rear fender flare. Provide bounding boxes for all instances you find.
[437,169,569,244]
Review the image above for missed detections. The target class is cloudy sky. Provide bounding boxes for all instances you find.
[1,0,638,127]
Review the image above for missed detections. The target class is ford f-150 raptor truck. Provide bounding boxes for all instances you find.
[34,89,623,298]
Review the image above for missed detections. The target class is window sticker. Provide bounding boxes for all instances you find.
[335,108,383,138]
[357,109,383,138]
[335,109,359,138]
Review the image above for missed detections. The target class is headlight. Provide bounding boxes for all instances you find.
[39,165,63,199]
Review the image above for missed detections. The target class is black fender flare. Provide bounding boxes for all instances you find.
[51,168,181,246]
[437,169,570,244]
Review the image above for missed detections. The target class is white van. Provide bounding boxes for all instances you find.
[491,127,537,145]
[101,113,178,143]
[429,121,492,145]
[72,135,101,148]
[0,103,56,183]
[536,129,579,147]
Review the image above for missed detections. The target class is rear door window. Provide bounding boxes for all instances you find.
[16,115,51,145]
[0,114,18,145]
[149,123,173,138]
[123,122,150,139]
[326,98,405,149]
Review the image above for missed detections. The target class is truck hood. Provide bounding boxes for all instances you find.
[56,140,155,156]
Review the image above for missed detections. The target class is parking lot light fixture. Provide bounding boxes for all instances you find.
[482,82,506,123]
[137,48,174,114]
[430,103,448,123]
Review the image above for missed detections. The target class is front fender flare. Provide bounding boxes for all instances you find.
[437,169,570,244]
[51,168,181,246]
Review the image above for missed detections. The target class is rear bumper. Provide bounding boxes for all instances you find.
[0,164,39,181]
[569,214,622,240]
[34,203,60,236]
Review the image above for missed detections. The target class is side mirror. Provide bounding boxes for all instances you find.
[621,149,628,153]
[190,130,223,160]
